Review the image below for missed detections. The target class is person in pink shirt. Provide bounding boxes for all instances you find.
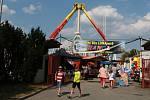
[99,65,108,88]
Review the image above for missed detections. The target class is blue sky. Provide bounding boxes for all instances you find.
[1,0,150,51]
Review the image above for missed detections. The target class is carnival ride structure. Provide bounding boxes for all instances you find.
[49,3,107,41]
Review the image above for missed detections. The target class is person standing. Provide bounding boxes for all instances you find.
[55,66,64,97]
[99,65,108,88]
[121,72,129,86]
[84,65,89,80]
[68,68,82,98]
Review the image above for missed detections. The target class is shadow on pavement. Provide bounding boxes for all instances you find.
[67,93,90,99]
[132,93,143,96]
[87,80,99,83]
[112,86,118,89]
[62,91,70,96]
[81,93,90,97]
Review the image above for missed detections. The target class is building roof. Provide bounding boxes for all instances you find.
[45,39,61,48]
[52,48,81,60]
[142,41,150,50]
[82,55,108,61]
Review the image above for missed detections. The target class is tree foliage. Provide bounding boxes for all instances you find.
[121,49,139,61]
[0,21,47,83]
[23,27,46,82]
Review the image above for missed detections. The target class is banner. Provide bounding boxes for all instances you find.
[74,40,125,54]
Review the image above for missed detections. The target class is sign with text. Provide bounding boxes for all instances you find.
[74,40,125,54]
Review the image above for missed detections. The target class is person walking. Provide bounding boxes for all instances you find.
[99,65,108,88]
[68,68,82,99]
[108,69,115,88]
[55,66,65,97]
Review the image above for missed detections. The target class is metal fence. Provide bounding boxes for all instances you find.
[142,59,150,88]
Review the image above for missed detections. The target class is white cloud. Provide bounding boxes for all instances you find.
[81,5,123,24]
[61,27,75,36]
[58,5,150,41]
[23,3,41,14]
[143,13,150,21]
[80,5,150,39]
[2,5,16,15]
[79,5,124,39]
[60,25,91,40]
[133,14,150,31]
[112,12,150,38]
[91,5,123,18]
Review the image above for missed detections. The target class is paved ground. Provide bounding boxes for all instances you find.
[25,78,150,100]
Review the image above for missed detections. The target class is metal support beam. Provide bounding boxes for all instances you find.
[0,0,3,24]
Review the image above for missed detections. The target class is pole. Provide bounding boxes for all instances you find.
[139,36,143,86]
[73,8,81,53]
[77,9,80,34]
[0,0,3,24]
[73,8,81,40]
[60,34,61,43]
[139,36,142,68]
[104,16,106,37]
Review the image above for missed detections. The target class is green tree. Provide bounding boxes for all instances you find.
[129,49,139,57]
[23,27,46,82]
[121,52,130,61]
[0,21,26,82]
[121,49,139,61]
[0,21,47,83]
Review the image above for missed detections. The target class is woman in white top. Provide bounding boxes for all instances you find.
[108,70,115,88]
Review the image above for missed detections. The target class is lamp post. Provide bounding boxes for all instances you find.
[0,0,3,24]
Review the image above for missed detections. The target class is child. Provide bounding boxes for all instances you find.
[68,68,82,99]
[55,66,64,97]
[108,70,115,88]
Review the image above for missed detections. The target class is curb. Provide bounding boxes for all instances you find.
[9,85,53,100]
[9,82,72,100]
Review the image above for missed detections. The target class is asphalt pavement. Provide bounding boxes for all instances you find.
[25,78,150,100]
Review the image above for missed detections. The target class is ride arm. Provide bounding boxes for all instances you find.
[49,7,76,39]
[82,8,107,41]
